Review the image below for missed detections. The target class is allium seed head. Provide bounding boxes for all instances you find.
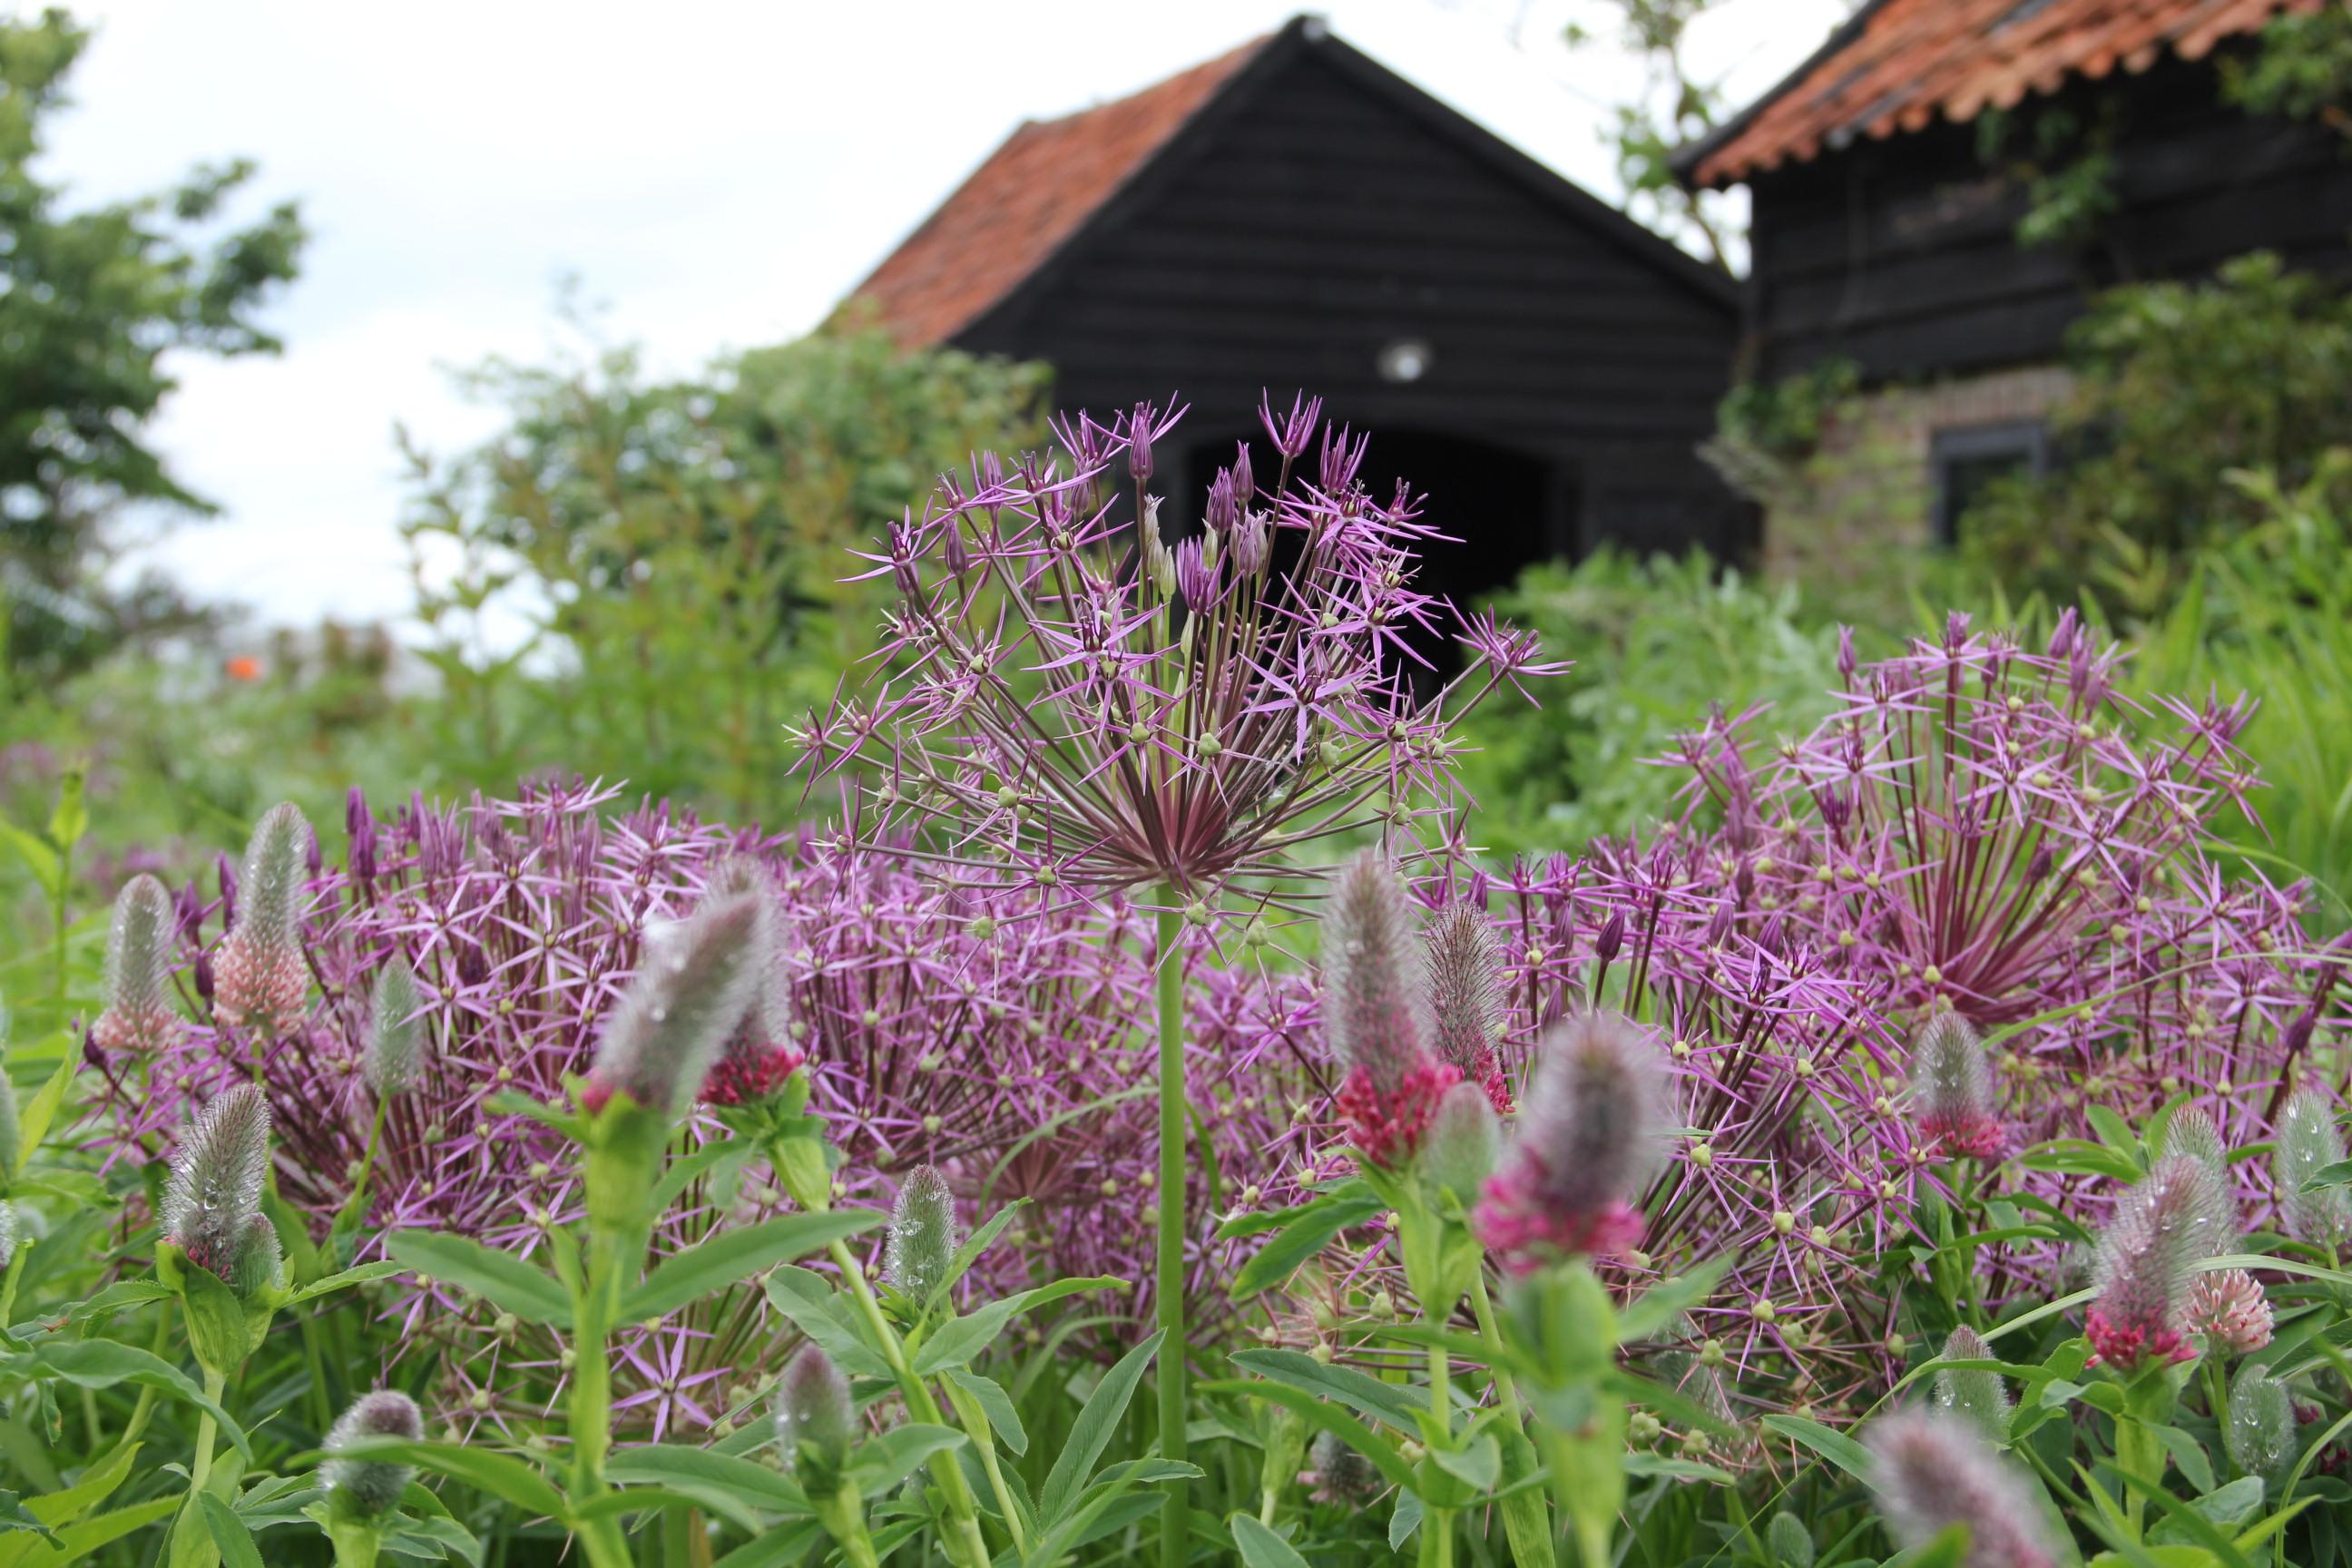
[162,1083,270,1280]
[2087,1154,2232,1369]
[1866,1408,2056,1568]
[2273,1090,2348,1247]
[1420,1080,1501,1201]
[885,1164,959,1304]
[2188,1268,2273,1356]
[1474,1011,1668,1273]
[1425,904,1510,1112]
[323,1388,425,1515]
[365,956,426,1099]
[776,1345,857,1487]
[214,803,314,1033]
[2225,1362,2298,1495]
[94,874,179,1054]
[584,889,766,1116]
[1932,1327,2011,1440]
[1910,1014,2002,1158]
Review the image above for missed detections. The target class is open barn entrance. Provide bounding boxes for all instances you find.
[1178,426,1563,699]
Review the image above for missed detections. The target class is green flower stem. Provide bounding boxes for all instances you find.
[825,1238,993,1568]
[1423,1337,1455,1568]
[326,1518,386,1568]
[944,1378,1030,1557]
[1153,896,1189,1568]
[2117,1374,2174,1537]
[567,1223,635,1568]
[814,1489,884,1568]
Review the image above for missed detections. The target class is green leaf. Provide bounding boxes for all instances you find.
[197,1494,262,1568]
[847,1425,966,1496]
[322,1439,567,1522]
[1228,1194,1384,1298]
[942,1368,1027,1457]
[30,1341,253,1461]
[1037,1329,1162,1529]
[603,1445,808,1524]
[283,1261,405,1306]
[1230,1514,1310,1568]
[177,1264,258,1377]
[1227,1348,1425,1433]
[55,1279,174,1327]
[1199,1379,1417,1494]
[1431,1434,1501,1492]
[0,820,60,893]
[0,1499,177,1568]
[709,1522,824,1568]
[762,1269,891,1379]
[10,1054,78,1178]
[384,1231,572,1328]
[911,1276,1125,1376]
[928,1200,1027,1315]
[1389,1489,1423,1551]
[1761,1414,1873,1485]
[647,1138,755,1217]
[620,1210,881,1324]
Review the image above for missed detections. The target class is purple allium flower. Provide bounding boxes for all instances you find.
[1908,1013,2002,1158]
[1866,1408,2057,1568]
[884,1163,957,1302]
[93,874,180,1055]
[2086,1154,2232,1369]
[776,1345,857,1486]
[583,887,767,1116]
[214,803,314,1034]
[1426,903,1511,1112]
[365,956,426,1100]
[2226,1363,2297,1494]
[1323,851,1457,1170]
[2188,1268,2273,1356]
[1473,1012,1667,1274]
[1932,1327,2010,1440]
[162,1083,270,1281]
[2273,1089,2347,1248]
[323,1388,425,1515]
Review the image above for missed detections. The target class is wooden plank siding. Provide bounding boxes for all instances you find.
[1748,52,2352,382]
[949,31,1749,564]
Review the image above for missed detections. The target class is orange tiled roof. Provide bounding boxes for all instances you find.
[848,36,1268,346]
[1689,0,2324,189]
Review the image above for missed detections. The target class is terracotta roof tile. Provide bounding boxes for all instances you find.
[1690,0,2322,188]
[845,36,1268,346]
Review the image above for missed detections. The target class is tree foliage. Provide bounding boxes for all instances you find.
[0,7,306,677]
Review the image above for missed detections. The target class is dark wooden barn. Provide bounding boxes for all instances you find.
[848,15,1748,627]
[1676,0,2350,544]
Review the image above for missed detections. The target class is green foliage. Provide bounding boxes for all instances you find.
[0,7,306,679]
[1563,0,1740,270]
[1962,252,2352,603]
[2222,5,2352,131]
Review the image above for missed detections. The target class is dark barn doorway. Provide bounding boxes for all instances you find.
[1180,426,1562,697]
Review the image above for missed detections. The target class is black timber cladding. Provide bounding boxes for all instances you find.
[947,20,1749,563]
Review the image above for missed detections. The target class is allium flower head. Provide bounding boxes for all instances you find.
[2087,1154,2232,1369]
[694,856,803,1107]
[1474,1011,1668,1273]
[2188,1268,2273,1356]
[1866,1408,2056,1568]
[323,1388,425,1516]
[1324,851,1457,1168]
[1425,903,1510,1112]
[2273,1090,2348,1248]
[94,874,180,1054]
[162,1083,270,1280]
[1419,1080,1500,1201]
[2225,1362,2298,1495]
[1909,1013,2002,1158]
[776,1345,857,1486]
[885,1164,959,1304]
[583,888,766,1115]
[1299,1429,1383,1504]
[215,802,314,1033]
[1933,1327,2011,1440]
[365,956,426,1099]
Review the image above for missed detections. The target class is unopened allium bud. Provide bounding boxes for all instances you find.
[1230,508,1272,576]
[1420,1081,1500,1200]
[583,889,765,1115]
[323,1388,425,1516]
[365,956,426,1099]
[346,786,377,887]
[885,1164,959,1304]
[2087,1154,2231,1369]
[1932,1327,2011,1440]
[1866,1408,2056,1568]
[214,802,314,1032]
[1299,1429,1381,1504]
[776,1345,857,1486]
[1324,852,1456,1167]
[2188,1268,2273,1356]
[93,874,179,1054]
[694,858,803,1107]
[163,1083,270,1280]
[1909,1014,2002,1158]
[1592,912,1624,965]
[1474,1011,1668,1273]
[2273,1090,2348,1247]
[1425,905,1509,1112]
[2225,1362,2298,1494]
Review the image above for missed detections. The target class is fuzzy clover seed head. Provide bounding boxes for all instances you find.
[323,1388,425,1516]
[885,1164,959,1304]
[162,1083,270,1282]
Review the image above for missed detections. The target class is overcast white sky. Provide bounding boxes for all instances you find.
[33,0,1849,630]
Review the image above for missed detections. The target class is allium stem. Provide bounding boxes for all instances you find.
[1153,894,1189,1568]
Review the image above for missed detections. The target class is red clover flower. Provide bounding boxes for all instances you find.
[1322,850,1457,1170]
[2086,1154,2232,1369]
[214,802,314,1034]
